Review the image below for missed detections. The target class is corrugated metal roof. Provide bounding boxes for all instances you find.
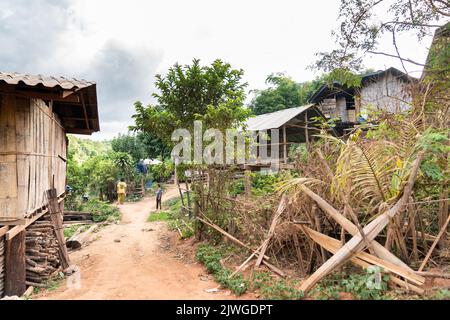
[0,72,95,90]
[245,105,314,131]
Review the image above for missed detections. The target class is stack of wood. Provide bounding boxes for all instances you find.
[41,211,93,225]
[0,237,5,297]
[25,220,62,288]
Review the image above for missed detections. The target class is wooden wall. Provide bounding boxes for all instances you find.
[0,235,4,296]
[0,94,67,223]
[360,72,411,113]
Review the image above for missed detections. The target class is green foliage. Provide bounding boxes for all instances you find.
[111,132,170,163]
[131,59,249,144]
[67,135,111,164]
[251,271,304,300]
[82,199,121,222]
[289,144,309,162]
[321,68,362,88]
[150,159,174,182]
[111,151,133,178]
[341,266,390,300]
[434,289,450,300]
[249,73,322,115]
[196,244,248,296]
[63,224,89,239]
[419,129,449,182]
[228,179,245,197]
[147,196,194,239]
[148,211,171,222]
[251,172,281,196]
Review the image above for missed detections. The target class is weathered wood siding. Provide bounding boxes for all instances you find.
[359,72,411,113]
[0,234,4,296]
[0,94,67,222]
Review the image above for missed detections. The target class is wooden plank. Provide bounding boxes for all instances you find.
[15,97,31,220]
[5,230,26,296]
[300,226,424,294]
[0,94,18,221]
[255,195,287,267]
[298,151,424,294]
[301,226,424,286]
[298,184,412,270]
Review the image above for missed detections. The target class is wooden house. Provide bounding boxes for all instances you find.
[243,104,327,169]
[308,67,416,135]
[0,72,99,296]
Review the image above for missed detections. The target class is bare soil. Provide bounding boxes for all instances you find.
[35,186,250,300]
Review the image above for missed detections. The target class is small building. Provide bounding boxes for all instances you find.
[0,72,99,296]
[243,104,327,168]
[308,67,416,135]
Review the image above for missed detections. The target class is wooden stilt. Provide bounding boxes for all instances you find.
[5,230,26,296]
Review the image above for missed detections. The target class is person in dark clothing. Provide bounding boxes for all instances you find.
[156,183,163,210]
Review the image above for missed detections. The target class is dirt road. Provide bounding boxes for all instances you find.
[37,186,238,300]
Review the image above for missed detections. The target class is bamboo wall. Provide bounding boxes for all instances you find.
[0,94,67,223]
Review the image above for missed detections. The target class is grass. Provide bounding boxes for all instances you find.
[147,196,195,239]
[251,271,304,300]
[148,211,171,222]
[63,224,90,239]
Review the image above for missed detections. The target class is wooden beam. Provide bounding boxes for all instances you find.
[419,214,450,272]
[5,193,65,241]
[79,93,90,130]
[0,219,26,226]
[282,125,287,164]
[0,225,8,237]
[46,188,70,269]
[13,89,80,103]
[5,230,26,296]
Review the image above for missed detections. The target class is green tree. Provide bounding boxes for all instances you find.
[111,132,169,163]
[131,58,250,143]
[249,73,322,115]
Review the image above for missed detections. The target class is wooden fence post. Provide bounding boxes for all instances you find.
[46,188,70,270]
[5,230,26,296]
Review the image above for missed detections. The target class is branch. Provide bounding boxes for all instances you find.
[392,28,408,73]
[427,0,450,17]
[367,50,426,66]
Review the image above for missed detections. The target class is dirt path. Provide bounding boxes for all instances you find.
[36,186,239,300]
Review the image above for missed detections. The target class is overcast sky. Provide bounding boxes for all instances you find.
[0,0,436,140]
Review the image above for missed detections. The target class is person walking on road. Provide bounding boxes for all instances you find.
[117,178,127,206]
[156,183,163,210]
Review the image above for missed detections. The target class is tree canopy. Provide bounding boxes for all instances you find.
[131,59,250,143]
[111,132,170,163]
[248,73,322,115]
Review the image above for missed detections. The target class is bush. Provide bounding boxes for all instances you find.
[150,160,174,182]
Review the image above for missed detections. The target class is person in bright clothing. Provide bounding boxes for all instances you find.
[117,178,127,205]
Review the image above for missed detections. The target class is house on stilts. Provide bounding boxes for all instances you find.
[0,72,99,297]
